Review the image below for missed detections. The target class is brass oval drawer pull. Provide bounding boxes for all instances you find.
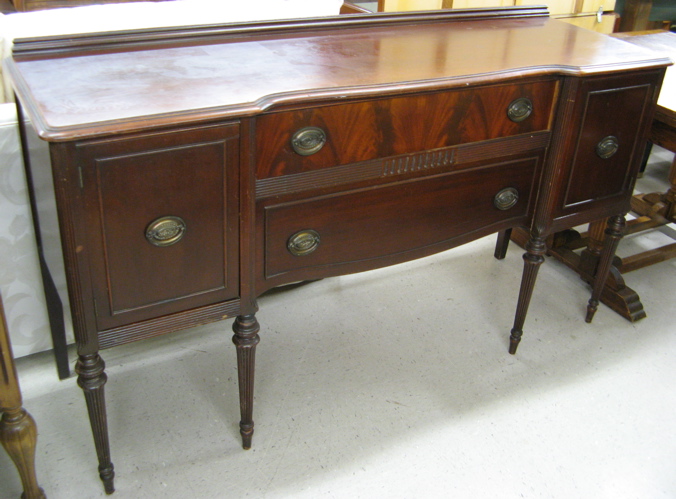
[596,136,619,159]
[494,187,519,211]
[507,98,533,123]
[287,229,321,256]
[291,127,327,156]
[145,216,186,247]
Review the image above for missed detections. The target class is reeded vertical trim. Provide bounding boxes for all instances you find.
[532,77,578,236]
[382,148,455,175]
[50,143,100,354]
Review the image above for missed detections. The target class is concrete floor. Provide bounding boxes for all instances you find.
[2,148,675,498]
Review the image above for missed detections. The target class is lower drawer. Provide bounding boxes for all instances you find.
[263,155,541,282]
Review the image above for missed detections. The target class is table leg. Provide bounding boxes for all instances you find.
[76,353,115,494]
[232,314,260,450]
[586,215,627,323]
[494,228,512,260]
[666,153,676,220]
[509,236,546,354]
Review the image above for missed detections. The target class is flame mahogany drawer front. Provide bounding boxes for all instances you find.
[255,79,557,179]
[263,154,541,284]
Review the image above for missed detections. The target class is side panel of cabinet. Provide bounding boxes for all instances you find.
[76,124,240,331]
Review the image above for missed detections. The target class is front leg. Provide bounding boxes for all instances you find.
[76,353,115,494]
[585,214,626,323]
[509,236,547,354]
[232,314,260,450]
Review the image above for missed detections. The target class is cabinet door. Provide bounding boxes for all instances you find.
[550,71,662,228]
[76,124,240,331]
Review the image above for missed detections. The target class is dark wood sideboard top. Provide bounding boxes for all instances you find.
[6,8,672,141]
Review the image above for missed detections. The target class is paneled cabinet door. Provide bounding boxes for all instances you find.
[75,123,240,331]
[551,71,663,226]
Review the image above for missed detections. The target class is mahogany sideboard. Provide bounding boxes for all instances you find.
[5,7,670,494]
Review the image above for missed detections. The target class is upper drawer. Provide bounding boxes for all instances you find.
[255,79,557,179]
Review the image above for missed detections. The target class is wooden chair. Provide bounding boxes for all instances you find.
[1,292,45,499]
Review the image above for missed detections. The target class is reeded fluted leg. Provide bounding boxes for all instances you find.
[76,353,115,494]
[586,215,626,323]
[0,408,45,499]
[510,236,546,354]
[232,314,260,450]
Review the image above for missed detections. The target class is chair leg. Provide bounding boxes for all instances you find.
[1,293,45,499]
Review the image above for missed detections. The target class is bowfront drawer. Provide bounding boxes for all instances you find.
[256,79,557,179]
[263,153,542,282]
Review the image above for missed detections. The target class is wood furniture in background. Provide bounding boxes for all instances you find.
[377,0,619,33]
[7,8,668,494]
[619,0,673,32]
[341,2,372,13]
[613,32,676,271]
[0,293,45,499]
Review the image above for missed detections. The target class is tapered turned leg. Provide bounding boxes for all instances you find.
[0,408,45,499]
[509,236,547,354]
[232,314,260,450]
[494,228,513,260]
[76,353,115,494]
[586,215,626,323]
[1,292,45,498]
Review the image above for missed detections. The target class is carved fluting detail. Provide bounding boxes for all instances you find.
[382,148,455,176]
[0,408,45,499]
[586,215,626,323]
[256,133,550,199]
[509,236,547,354]
[531,78,578,236]
[232,314,260,450]
[76,354,115,494]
